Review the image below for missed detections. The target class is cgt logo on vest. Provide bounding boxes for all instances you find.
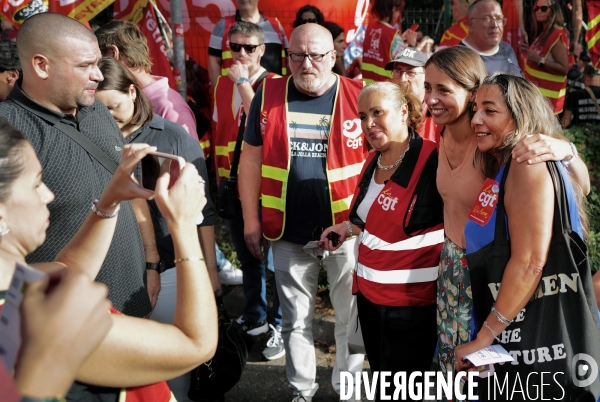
[343,119,363,149]
[260,111,268,136]
[378,188,398,211]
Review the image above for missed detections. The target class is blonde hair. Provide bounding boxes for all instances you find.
[358,81,423,132]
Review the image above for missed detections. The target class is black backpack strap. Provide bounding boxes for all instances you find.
[54,121,118,174]
[229,71,271,182]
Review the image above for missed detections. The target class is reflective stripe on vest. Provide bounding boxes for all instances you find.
[524,29,568,113]
[259,75,367,240]
[356,262,439,284]
[360,228,444,251]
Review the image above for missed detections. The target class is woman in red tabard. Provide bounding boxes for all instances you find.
[520,0,569,114]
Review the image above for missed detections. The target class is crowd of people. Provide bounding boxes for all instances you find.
[1,0,600,402]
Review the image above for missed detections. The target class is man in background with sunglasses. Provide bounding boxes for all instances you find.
[459,0,523,76]
[238,23,368,402]
[213,21,285,362]
[208,0,288,88]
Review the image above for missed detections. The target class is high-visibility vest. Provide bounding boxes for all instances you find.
[213,72,277,180]
[349,138,444,306]
[438,18,469,50]
[220,15,287,77]
[362,21,398,84]
[259,75,368,241]
[524,28,568,114]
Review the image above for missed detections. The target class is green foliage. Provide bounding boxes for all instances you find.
[563,124,600,273]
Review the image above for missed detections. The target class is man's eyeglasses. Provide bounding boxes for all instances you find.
[470,16,508,26]
[533,5,550,12]
[301,18,318,24]
[392,69,424,79]
[289,50,333,63]
[229,42,263,53]
[312,227,340,247]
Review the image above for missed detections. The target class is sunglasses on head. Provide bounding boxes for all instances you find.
[312,227,340,247]
[229,42,262,53]
[534,5,550,12]
[301,18,318,24]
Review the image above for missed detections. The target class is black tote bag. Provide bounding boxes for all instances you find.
[467,160,600,401]
[188,297,254,402]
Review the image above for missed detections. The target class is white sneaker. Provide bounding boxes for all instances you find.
[218,261,243,285]
[262,324,285,360]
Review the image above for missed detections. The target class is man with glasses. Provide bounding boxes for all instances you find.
[238,23,368,402]
[212,21,284,362]
[385,48,439,142]
[208,0,288,88]
[460,0,523,76]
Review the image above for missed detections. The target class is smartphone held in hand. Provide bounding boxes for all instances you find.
[140,152,186,191]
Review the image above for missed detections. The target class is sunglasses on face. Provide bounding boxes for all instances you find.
[229,42,263,53]
[534,5,550,12]
[312,227,340,247]
[301,18,318,24]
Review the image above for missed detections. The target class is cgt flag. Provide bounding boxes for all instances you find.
[113,0,148,24]
[0,0,47,27]
[138,1,177,89]
[49,0,115,23]
[586,0,600,69]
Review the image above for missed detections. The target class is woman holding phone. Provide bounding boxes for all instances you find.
[95,56,217,402]
[0,117,218,400]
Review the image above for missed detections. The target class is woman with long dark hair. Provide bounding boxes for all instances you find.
[95,57,217,402]
[292,5,324,28]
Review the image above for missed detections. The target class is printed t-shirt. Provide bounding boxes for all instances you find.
[245,79,337,243]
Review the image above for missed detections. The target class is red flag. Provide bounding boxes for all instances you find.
[113,0,148,23]
[502,0,522,62]
[153,0,367,74]
[49,0,115,22]
[138,2,177,89]
[0,0,47,27]
[586,0,600,69]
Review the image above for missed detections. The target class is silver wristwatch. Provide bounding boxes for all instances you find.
[236,77,249,85]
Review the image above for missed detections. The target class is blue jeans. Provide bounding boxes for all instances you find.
[226,213,282,327]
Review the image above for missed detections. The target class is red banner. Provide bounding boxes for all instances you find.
[113,0,148,23]
[153,0,368,72]
[49,0,115,22]
[138,1,177,89]
[0,0,113,25]
[586,0,600,69]
[0,0,47,27]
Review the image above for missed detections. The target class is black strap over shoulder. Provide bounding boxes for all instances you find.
[54,121,118,174]
[228,71,270,183]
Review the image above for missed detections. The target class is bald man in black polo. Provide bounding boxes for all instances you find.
[0,12,150,317]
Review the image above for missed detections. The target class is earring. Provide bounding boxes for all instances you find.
[0,221,9,237]
[132,96,136,103]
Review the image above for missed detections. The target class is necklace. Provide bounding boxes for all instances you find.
[377,144,410,171]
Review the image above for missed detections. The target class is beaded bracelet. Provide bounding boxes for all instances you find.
[491,305,513,326]
[174,257,203,264]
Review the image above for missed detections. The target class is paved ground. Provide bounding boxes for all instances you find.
[218,283,436,402]
[221,284,355,401]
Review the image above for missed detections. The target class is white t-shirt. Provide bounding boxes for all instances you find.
[356,173,386,222]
